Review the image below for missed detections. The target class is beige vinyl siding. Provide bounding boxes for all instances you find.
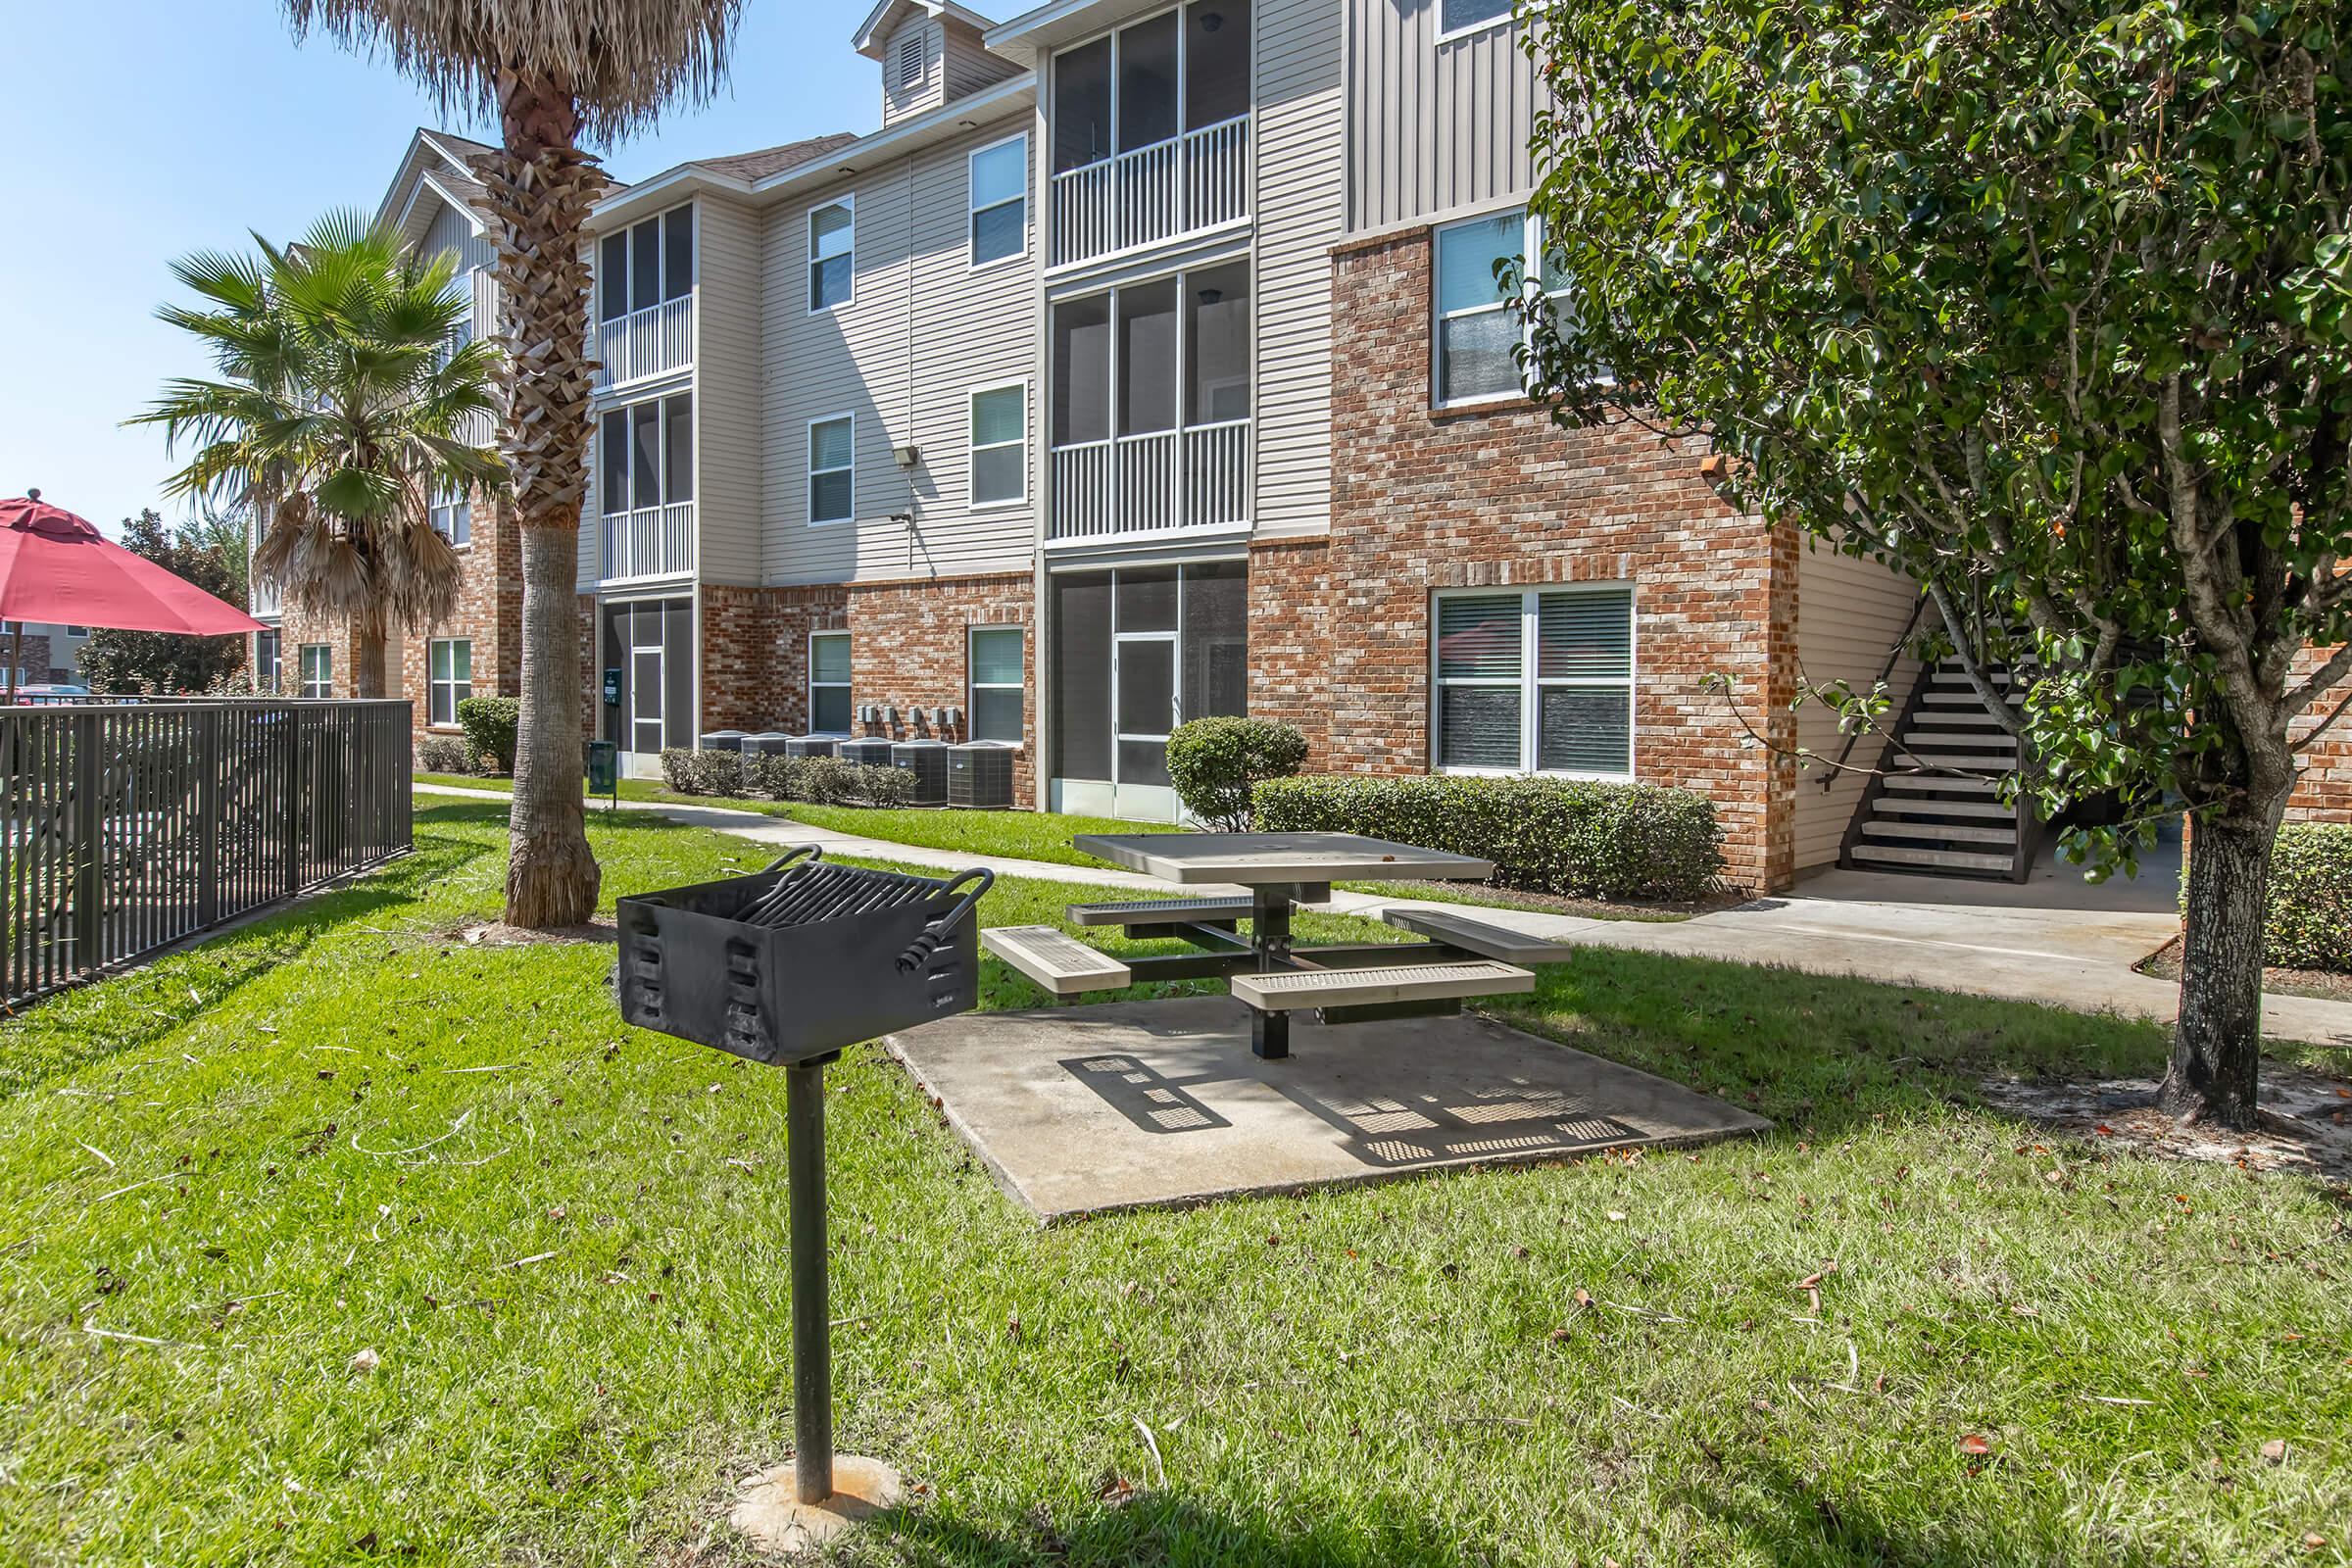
[1253,0,1346,539]
[696,198,764,585]
[577,234,604,591]
[1346,0,1546,232]
[422,198,497,337]
[1792,544,1928,873]
[760,123,1039,586]
[943,20,1021,101]
[883,18,945,123]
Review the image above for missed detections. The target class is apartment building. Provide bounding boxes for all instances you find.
[300,0,2347,894]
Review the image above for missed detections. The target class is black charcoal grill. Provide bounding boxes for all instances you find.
[616,846,991,1066]
[612,846,994,1513]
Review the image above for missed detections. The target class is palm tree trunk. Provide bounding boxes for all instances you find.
[353,621,389,700]
[481,73,602,928]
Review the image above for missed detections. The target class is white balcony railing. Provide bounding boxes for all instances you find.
[1051,114,1250,270]
[1050,418,1250,541]
[601,501,696,581]
[593,294,695,390]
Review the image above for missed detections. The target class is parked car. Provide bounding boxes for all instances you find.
[9,683,93,705]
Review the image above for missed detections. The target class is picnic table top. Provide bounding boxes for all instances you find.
[1071,831,1494,887]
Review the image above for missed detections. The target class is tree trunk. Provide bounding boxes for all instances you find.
[2161,782,2290,1129]
[353,622,388,700]
[507,526,599,925]
[479,74,602,929]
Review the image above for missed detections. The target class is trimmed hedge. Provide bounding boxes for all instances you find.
[2266,823,2352,972]
[456,697,520,773]
[1167,716,1308,831]
[1252,774,1726,901]
[658,749,917,808]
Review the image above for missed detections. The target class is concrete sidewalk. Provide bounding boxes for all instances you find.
[415,783,2352,1050]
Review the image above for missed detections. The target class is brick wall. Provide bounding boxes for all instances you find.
[683,570,1037,799]
[1276,225,1797,891]
[9,632,53,685]
[2286,645,2351,824]
[397,490,525,734]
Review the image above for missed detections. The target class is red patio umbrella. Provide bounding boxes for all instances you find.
[0,490,266,700]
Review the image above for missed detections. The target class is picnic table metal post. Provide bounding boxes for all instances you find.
[1250,886,1293,1060]
[785,1054,835,1505]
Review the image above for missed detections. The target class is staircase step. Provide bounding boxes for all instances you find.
[1883,774,2001,795]
[1923,691,2022,707]
[1906,729,2017,749]
[1891,755,2015,772]
[1933,667,2015,685]
[1873,798,2014,819]
[1851,844,2016,872]
[1862,820,2018,845]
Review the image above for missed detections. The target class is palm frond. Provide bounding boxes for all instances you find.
[278,0,745,141]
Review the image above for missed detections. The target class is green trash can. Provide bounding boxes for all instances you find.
[586,739,618,799]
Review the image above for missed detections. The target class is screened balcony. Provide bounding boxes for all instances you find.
[1050,0,1250,270]
[593,205,696,390]
[598,392,697,581]
[1050,260,1250,542]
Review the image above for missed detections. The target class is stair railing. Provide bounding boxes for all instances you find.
[1819,595,1930,791]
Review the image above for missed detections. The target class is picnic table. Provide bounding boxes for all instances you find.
[981,831,1574,1059]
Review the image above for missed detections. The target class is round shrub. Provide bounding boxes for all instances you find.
[1166,716,1309,831]
[2265,822,2352,972]
[455,696,520,774]
[1251,773,1725,902]
[415,734,473,774]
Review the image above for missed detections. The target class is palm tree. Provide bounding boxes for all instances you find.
[279,1,745,928]
[135,212,505,700]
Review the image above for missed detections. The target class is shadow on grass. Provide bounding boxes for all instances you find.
[846,1492,1488,1568]
[1670,1451,2173,1568]
[0,821,500,1098]
[1485,944,2175,1142]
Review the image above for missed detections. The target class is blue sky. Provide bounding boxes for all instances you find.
[1,0,880,537]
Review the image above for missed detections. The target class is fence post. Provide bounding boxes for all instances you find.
[73,711,102,982]
[197,707,220,928]
[284,706,305,894]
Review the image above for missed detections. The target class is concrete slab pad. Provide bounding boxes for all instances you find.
[887,996,1771,1222]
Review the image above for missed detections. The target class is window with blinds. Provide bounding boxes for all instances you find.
[1433,586,1634,776]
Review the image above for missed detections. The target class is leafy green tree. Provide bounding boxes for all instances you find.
[75,511,250,695]
[133,211,505,700]
[1516,0,2352,1126]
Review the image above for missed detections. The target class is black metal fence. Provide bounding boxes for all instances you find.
[1,701,413,1008]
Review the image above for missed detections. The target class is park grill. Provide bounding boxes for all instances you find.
[612,845,994,1516]
[616,847,991,1067]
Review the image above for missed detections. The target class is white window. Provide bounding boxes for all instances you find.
[1437,0,1513,40]
[897,30,927,90]
[1433,586,1634,777]
[428,638,473,725]
[968,626,1024,742]
[968,383,1026,506]
[298,644,332,700]
[968,135,1028,267]
[808,631,852,734]
[429,483,471,547]
[254,629,280,693]
[808,415,855,523]
[598,204,695,323]
[1433,208,1586,407]
[808,199,854,313]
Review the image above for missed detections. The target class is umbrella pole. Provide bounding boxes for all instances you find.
[6,623,20,704]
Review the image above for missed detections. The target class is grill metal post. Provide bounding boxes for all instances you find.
[787,1057,834,1505]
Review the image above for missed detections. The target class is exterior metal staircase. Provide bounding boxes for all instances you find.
[1838,659,2038,882]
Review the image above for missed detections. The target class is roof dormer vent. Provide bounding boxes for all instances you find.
[897,31,926,91]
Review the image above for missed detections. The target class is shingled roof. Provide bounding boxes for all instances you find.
[689,131,860,184]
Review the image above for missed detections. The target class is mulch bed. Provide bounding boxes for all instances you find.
[2136,934,2352,1005]
[1980,1067,2352,1184]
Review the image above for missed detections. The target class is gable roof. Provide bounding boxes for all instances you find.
[377,126,627,249]
[691,132,861,183]
[853,0,1000,59]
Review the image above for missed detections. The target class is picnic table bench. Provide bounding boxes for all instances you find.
[982,832,1568,1059]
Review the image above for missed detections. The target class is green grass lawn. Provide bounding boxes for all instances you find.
[5,802,2346,1565]
[414,770,1177,867]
